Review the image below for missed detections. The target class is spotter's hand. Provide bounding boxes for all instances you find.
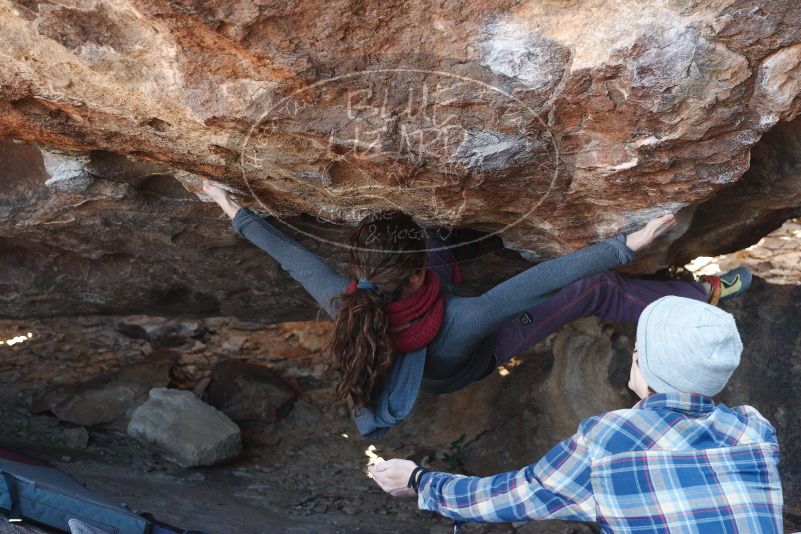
[368,459,418,498]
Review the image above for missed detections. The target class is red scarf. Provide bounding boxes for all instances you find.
[345,267,451,353]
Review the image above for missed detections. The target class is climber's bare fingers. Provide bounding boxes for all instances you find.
[626,213,676,252]
[201,181,229,202]
[645,214,676,239]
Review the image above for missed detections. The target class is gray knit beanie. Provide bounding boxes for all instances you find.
[636,296,742,396]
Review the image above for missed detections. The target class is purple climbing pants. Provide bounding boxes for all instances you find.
[490,271,708,365]
[423,237,707,367]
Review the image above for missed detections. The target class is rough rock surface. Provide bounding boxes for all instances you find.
[206,360,297,423]
[30,351,174,426]
[2,2,801,323]
[62,426,90,450]
[687,217,801,284]
[0,139,524,321]
[128,387,242,467]
[669,118,801,264]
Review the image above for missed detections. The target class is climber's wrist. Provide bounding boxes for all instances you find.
[224,196,242,219]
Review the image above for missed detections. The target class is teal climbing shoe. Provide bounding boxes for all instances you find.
[702,267,752,304]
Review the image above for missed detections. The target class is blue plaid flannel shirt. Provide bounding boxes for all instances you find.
[418,393,783,532]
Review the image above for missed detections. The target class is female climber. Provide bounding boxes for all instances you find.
[202,181,750,438]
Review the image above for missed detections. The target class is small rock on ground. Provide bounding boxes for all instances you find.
[128,387,241,467]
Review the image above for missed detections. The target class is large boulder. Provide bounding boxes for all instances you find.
[30,351,175,426]
[127,387,242,467]
[2,2,801,322]
[205,360,297,423]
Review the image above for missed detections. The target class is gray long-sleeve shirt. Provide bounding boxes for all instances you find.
[232,208,635,438]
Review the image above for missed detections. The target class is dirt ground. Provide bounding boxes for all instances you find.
[0,312,601,534]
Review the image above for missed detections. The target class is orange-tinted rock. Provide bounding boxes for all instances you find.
[2,2,801,245]
[1,2,801,318]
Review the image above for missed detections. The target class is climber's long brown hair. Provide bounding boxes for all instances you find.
[327,211,427,410]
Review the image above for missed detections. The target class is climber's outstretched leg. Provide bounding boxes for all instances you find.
[491,268,750,365]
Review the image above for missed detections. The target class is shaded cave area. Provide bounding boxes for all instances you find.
[1,123,801,532]
[1,274,800,533]
[1,115,800,323]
